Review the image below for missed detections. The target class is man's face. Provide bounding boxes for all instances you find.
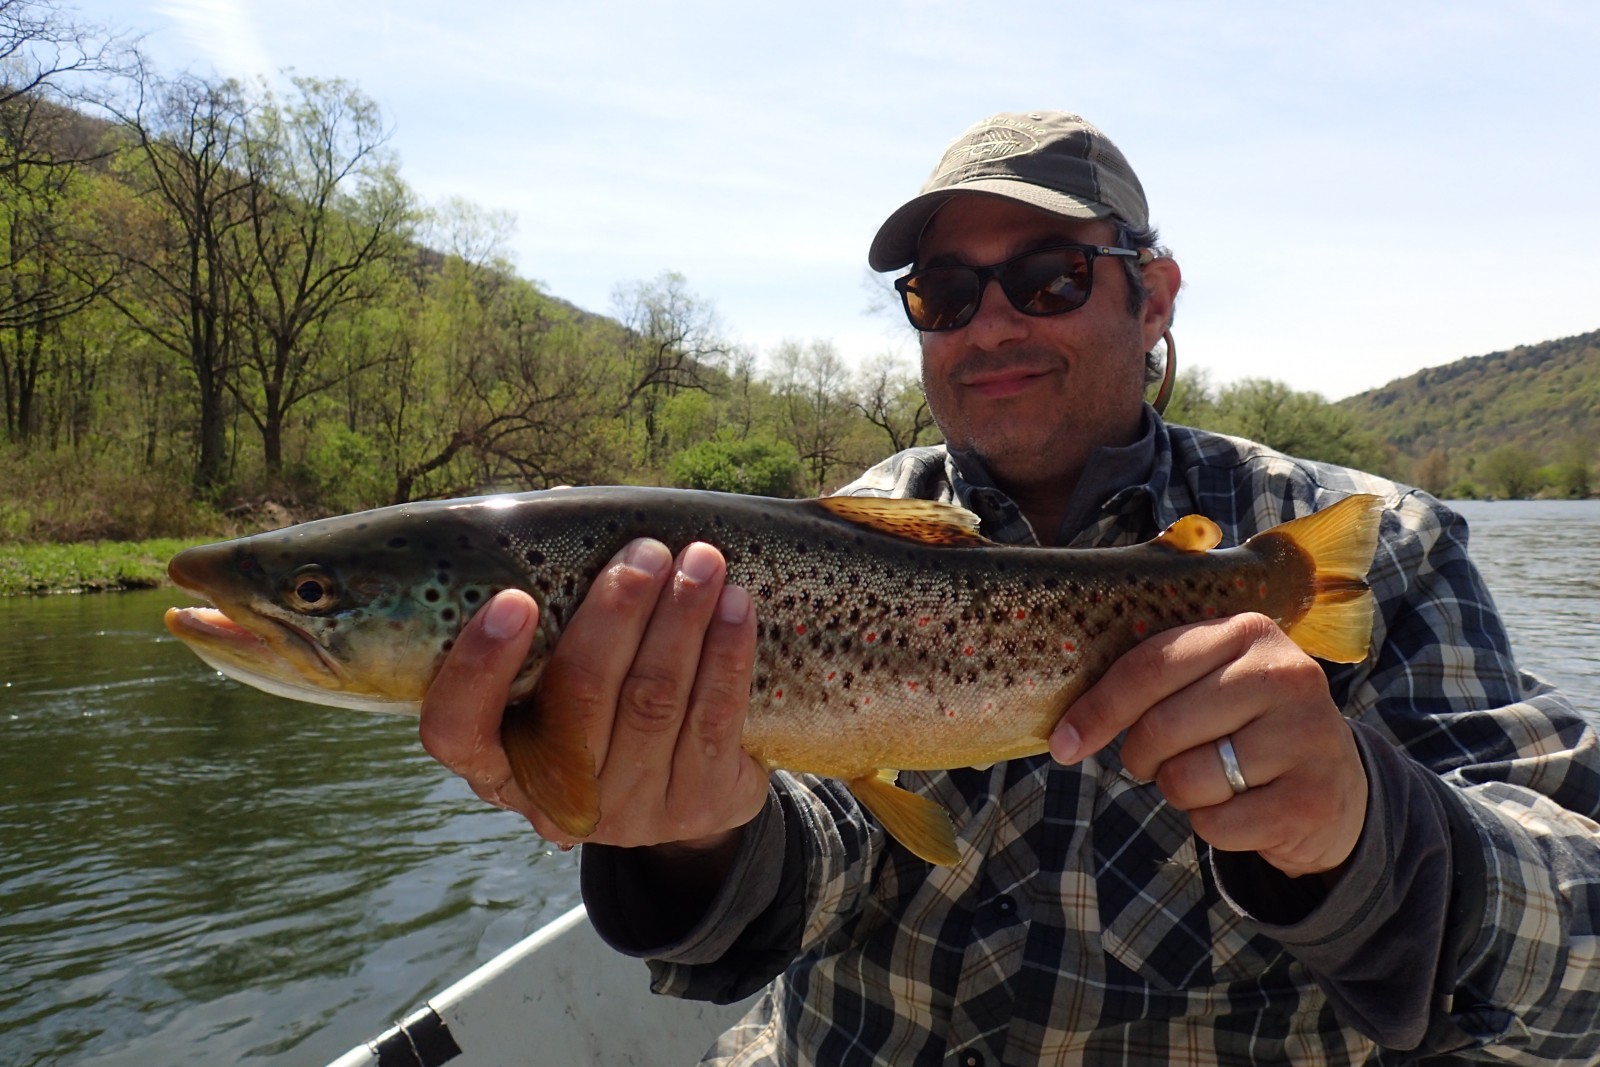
[915,195,1175,495]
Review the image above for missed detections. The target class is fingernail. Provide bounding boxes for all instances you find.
[680,542,720,585]
[1050,722,1082,764]
[717,584,750,625]
[622,539,671,575]
[482,593,531,639]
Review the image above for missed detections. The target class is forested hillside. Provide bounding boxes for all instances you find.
[1336,330,1599,498]
[0,3,937,542]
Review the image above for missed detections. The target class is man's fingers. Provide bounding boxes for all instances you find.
[539,538,674,772]
[597,543,730,831]
[667,583,767,838]
[418,589,537,798]
[1051,615,1265,764]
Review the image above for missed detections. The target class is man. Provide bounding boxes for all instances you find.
[418,112,1600,1064]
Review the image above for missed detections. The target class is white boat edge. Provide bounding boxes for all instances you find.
[324,904,758,1067]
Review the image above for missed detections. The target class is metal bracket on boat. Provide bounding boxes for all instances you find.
[369,1005,463,1067]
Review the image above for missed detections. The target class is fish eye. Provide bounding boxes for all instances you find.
[286,567,339,613]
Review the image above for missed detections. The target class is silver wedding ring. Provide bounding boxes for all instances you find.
[1216,735,1249,795]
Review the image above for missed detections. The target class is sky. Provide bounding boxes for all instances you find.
[58,0,1600,400]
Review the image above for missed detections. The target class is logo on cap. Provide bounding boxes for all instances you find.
[933,123,1041,182]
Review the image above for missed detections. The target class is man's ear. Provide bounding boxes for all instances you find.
[1140,257,1181,351]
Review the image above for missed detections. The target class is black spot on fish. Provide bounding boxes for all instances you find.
[749,542,763,556]
[848,607,861,623]
[896,635,908,648]
[894,604,908,618]
[943,619,957,635]
[758,583,773,601]
[791,656,803,672]
[810,634,822,649]
[842,672,853,689]
[464,589,481,604]
[984,657,996,671]
[536,577,552,593]
[441,608,457,622]
[860,658,873,674]
[755,675,768,692]
[794,542,808,555]
[442,638,454,651]
[562,577,576,596]
[605,519,619,534]
[425,589,441,603]
[436,572,450,586]
[1073,610,1087,625]
[782,595,796,609]
[496,534,511,549]
[526,549,545,566]
[581,535,596,550]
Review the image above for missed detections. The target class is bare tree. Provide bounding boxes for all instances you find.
[772,339,856,495]
[852,351,937,455]
[612,272,729,464]
[98,67,256,491]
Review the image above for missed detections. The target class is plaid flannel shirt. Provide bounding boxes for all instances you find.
[591,416,1600,1066]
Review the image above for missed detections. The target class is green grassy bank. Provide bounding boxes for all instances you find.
[0,539,202,596]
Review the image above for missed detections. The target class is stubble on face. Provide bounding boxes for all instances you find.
[915,199,1151,501]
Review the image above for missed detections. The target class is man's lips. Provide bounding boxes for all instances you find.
[960,367,1052,399]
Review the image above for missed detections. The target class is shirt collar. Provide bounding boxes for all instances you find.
[943,405,1170,546]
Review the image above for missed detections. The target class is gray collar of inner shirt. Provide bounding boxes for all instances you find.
[947,406,1159,546]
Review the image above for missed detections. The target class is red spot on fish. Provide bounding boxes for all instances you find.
[963,645,975,656]
[1165,584,1177,599]
[1014,608,1027,620]
[1134,620,1148,637]
[907,681,919,692]
[827,671,836,681]
[863,697,873,706]
[865,632,878,643]
[1062,640,1076,652]
[1235,577,1247,590]
[795,623,807,635]
[1204,605,1218,617]
[918,616,931,627]
[946,709,956,717]
[1257,581,1269,598]
[774,689,783,699]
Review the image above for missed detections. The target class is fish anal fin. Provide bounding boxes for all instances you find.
[501,699,601,839]
[1264,494,1385,664]
[1154,513,1223,552]
[850,771,960,866]
[815,496,991,547]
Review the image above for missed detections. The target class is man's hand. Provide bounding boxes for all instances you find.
[419,539,769,862]
[1049,613,1368,878]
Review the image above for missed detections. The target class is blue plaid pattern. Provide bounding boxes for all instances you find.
[644,419,1600,1066]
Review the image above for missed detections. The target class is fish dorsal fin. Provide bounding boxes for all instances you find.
[815,496,990,547]
[1153,513,1223,553]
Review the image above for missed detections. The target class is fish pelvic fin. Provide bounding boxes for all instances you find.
[501,699,601,839]
[815,496,991,546]
[850,770,960,866]
[1268,493,1385,664]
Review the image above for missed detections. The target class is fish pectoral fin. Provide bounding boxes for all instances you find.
[849,771,960,866]
[1154,513,1223,552]
[815,496,991,547]
[501,698,601,839]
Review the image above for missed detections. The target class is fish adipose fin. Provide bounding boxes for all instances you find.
[1263,493,1385,664]
[850,770,960,866]
[1153,513,1224,552]
[501,699,602,839]
[815,496,991,547]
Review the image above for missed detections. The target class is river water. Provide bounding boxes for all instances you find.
[1,499,1597,1065]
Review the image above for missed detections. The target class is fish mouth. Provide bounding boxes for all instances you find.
[164,601,349,697]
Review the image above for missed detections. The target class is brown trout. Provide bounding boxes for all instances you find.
[164,487,1383,865]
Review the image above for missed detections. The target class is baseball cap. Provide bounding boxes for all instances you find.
[868,111,1150,272]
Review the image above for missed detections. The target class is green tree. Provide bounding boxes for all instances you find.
[668,437,800,496]
[1479,444,1544,499]
[228,75,416,478]
[1208,378,1381,469]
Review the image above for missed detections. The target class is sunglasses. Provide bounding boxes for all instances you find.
[894,243,1153,332]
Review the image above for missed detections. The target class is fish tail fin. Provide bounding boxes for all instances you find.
[1272,493,1384,664]
[501,700,601,839]
[850,770,960,866]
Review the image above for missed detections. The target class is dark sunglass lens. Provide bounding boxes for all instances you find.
[903,269,979,331]
[1005,248,1092,315]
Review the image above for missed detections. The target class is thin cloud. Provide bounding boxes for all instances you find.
[153,0,274,79]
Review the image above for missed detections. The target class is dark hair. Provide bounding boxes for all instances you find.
[1115,219,1174,386]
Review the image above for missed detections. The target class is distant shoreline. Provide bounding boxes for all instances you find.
[0,539,201,597]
